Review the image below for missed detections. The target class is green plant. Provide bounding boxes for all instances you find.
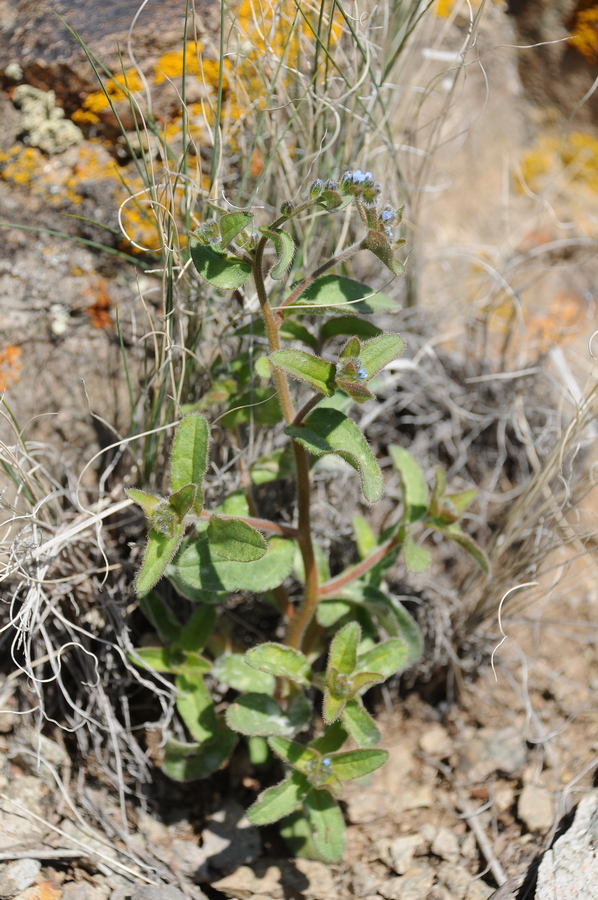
[127,170,488,861]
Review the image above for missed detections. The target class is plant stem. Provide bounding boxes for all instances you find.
[318,536,401,598]
[293,393,322,426]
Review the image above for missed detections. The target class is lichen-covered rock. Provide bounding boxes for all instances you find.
[536,789,598,899]
[13,84,82,154]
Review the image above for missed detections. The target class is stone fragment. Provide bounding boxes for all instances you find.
[62,885,110,900]
[129,888,187,900]
[536,788,598,900]
[431,828,460,862]
[518,785,555,833]
[457,727,527,782]
[495,784,516,813]
[211,858,335,900]
[0,776,53,852]
[437,863,494,900]
[390,785,434,819]
[346,791,389,824]
[0,859,41,898]
[377,835,425,874]
[351,862,381,896]
[378,865,435,900]
[419,724,453,759]
[11,883,61,900]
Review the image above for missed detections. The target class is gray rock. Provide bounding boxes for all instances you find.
[130,888,187,900]
[0,858,41,898]
[377,835,425,874]
[536,789,598,899]
[431,828,460,862]
[0,776,53,852]
[378,866,435,900]
[518,784,555,833]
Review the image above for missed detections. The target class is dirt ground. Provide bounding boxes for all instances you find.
[1,3,598,900]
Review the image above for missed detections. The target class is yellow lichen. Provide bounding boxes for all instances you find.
[75,69,145,120]
[569,6,598,64]
[518,130,598,195]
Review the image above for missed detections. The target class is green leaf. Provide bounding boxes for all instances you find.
[404,534,431,573]
[286,275,398,315]
[304,788,346,861]
[434,488,478,524]
[358,334,405,380]
[179,605,217,652]
[322,690,346,724]
[170,413,210,513]
[286,692,312,733]
[293,542,330,585]
[280,318,318,350]
[319,316,382,343]
[364,229,405,277]
[355,638,409,679]
[287,409,383,503]
[309,721,348,754]
[175,670,217,743]
[218,211,253,247]
[316,600,353,627]
[246,771,310,825]
[136,524,187,594]
[226,693,307,737]
[130,646,211,675]
[352,515,376,559]
[168,484,197,520]
[162,722,238,781]
[279,810,321,860]
[246,644,312,687]
[248,735,270,768]
[127,488,161,520]
[177,535,295,592]
[213,490,250,517]
[317,189,346,211]
[250,447,295,485]
[388,446,429,522]
[268,737,320,773]
[428,525,489,574]
[329,748,388,781]
[270,350,336,397]
[341,699,381,747]
[139,591,181,641]
[165,566,226,604]
[390,598,424,664]
[328,621,360,675]
[260,227,296,279]
[189,238,252,289]
[254,356,271,379]
[212,654,275,694]
[221,387,283,428]
[207,516,267,562]
[429,468,446,516]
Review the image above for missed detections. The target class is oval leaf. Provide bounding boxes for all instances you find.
[170,413,209,513]
[271,349,336,396]
[329,748,388,781]
[176,535,295,593]
[304,788,346,862]
[162,723,238,781]
[246,644,312,686]
[212,654,275,694]
[219,211,253,247]
[355,638,409,679]
[260,227,296,279]
[175,670,217,743]
[207,515,267,561]
[189,238,252,289]
[286,409,383,503]
[247,771,310,825]
[226,693,305,737]
[328,621,360,675]
[341,699,381,747]
[136,523,187,594]
[358,333,405,380]
[268,736,320,772]
[286,275,398,315]
[404,533,431,573]
[389,446,429,522]
[320,316,382,343]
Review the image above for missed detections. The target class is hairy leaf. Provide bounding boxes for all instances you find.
[127,489,161,521]
[162,723,238,781]
[388,446,429,522]
[319,316,382,343]
[309,721,348,754]
[260,227,296,279]
[304,788,346,861]
[212,654,275,694]
[226,693,307,737]
[170,413,209,513]
[139,591,181,642]
[207,515,267,562]
[428,524,489,574]
[247,771,310,825]
[364,230,405,277]
[358,334,405,380]
[316,600,353,627]
[287,409,383,503]
[389,597,424,665]
[177,535,295,592]
[246,644,312,686]
[322,690,346,724]
[179,605,217,652]
[136,524,187,594]
[328,621,361,675]
[286,275,398,315]
[329,748,388,781]
[175,670,217,743]
[268,736,320,773]
[189,238,252,289]
[219,211,253,247]
[168,484,197,520]
[271,349,336,396]
[341,699,381,747]
[352,515,376,559]
[404,533,431,573]
[355,638,409,679]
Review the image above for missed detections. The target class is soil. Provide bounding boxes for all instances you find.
[1,3,598,900]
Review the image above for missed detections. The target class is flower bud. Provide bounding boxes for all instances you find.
[309,178,323,199]
[198,220,221,245]
[280,200,294,217]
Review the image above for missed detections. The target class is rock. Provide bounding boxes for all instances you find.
[390,785,434,819]
[377,835,425,874]
[11,883,62,900]
[210,858,335,900]
[378,866,435,900]
[536,788,598,900]
[9,730,69,779]
[437,863,494,900]
[129,888,187,900]
[0,776,53,852]
[62,885,110,900]
[495,784,516,813]
[419,724,453,759]
[346,791,389,824]
[0,859,41,898]
[351,862,381,896]
[12,85,82,154]
[518,784,555,833]
[431,827,460,862]
[456,727,527,781]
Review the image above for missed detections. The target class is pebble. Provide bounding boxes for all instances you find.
[436,863,494,900]
[377,834,425,874]
[211,858,336,900]
[0,859,41,899]
[431,827,460,862]
[390,785,434,819]
[378,866,435,900]
[518,784,555,832]
[419,724,453,759]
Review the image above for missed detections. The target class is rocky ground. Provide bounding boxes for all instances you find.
[1,2,598,899]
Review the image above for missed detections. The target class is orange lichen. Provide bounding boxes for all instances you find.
[0,345,22,391]
[86,279,114,329]
[527,292,589,349]
[569,5,598,64]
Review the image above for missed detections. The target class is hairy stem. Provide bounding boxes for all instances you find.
[293,393,323,426]
[318,536,401,598]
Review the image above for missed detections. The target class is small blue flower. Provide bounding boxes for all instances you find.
[352,170,366,184]
[384,226,394,239]
[322,757,332,767]
[381,209,394,222]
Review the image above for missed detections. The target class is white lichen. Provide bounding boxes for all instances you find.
[12,84,83,155]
